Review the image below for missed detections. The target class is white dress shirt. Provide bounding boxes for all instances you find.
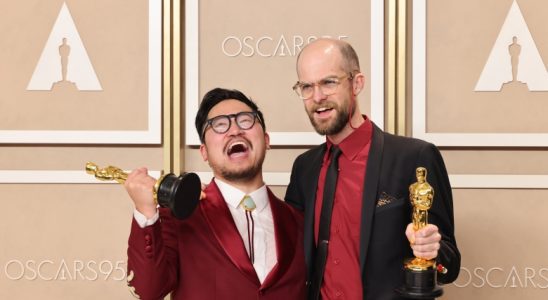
[133,178,277,283]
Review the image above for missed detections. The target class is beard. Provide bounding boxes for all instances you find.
[212,153,265,183]
[219,163,261,182]
[307,100,351,136]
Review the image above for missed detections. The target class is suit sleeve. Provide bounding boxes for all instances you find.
[416,143,461,284]
[127,208,179,299]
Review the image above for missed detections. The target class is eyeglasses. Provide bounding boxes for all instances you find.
[202,111,260,139]
[292,73,354,100]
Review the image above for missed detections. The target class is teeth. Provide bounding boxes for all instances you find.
[316,107,330,112]
[229,141,246,149]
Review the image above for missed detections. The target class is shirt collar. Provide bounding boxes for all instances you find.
[214,178,269,213]
[327,115,373,161]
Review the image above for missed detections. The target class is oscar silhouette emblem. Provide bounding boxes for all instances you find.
[85,162,202,220]
[396,167,444,299]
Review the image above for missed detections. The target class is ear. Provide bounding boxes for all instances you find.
[199,144,208,161]
[264,132,271,150]
[352,72,366,96]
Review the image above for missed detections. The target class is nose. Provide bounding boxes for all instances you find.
[311,84,327,103]
[226,118,243,136]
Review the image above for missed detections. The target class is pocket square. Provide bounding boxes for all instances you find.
[376,192,398,207]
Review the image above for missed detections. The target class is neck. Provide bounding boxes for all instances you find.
[328,110,364,144]
[217,173,265,194]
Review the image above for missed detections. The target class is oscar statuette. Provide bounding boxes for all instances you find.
[85,162,202,220]
[396,167,444,299]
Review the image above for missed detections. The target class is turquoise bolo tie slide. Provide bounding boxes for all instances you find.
[242,196,256,212]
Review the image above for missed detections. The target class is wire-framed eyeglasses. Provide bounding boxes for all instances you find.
[292,73,354,100]
[202,111,260,139]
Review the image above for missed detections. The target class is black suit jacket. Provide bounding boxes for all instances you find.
[285,123,460,300]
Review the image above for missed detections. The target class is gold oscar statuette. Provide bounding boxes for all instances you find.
[406,167,436,271]
[85,162,128,184]
[85,162,202,220]
[396,167,443,299]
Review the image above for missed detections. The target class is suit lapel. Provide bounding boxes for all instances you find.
[201,181,260,285]
[359,124,384,272]
[261,188,297,288]
[302,145,326,273]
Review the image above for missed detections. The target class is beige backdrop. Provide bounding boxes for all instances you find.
[1,0,162,299]
[426,0,548,133]
[0,0,149,131]
[197,0,372,134]
[411,0,548,299]
[3,0,548,299]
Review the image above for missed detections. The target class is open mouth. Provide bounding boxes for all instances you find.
[226,141,249,157]
[315,106,334,117]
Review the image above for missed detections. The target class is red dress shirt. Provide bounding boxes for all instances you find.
[314,116,373,299]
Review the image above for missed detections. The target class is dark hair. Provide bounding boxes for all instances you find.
[195,88,266,143]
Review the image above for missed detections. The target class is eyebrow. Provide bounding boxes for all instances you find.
[300,74,341,84]
[207,111,254,118]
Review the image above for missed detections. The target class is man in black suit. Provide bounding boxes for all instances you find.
[285,38,460,299]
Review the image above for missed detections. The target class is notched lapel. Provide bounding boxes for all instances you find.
[301,145,326,271]
[304,146,326,205]
[359,124,384,272]
[201,181,260,285]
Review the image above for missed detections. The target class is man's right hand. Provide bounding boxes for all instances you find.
[124,167,158,219]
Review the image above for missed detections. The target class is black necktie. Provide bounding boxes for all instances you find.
[312,145,342,300]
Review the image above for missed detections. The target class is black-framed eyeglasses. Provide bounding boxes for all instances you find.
[292,73,354,100]
[202,111,259,139]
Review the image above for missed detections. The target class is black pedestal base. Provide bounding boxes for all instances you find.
[156,172,201,220]
[395,268,443,299]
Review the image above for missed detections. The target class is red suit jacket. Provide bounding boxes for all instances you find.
[127,180,307,300]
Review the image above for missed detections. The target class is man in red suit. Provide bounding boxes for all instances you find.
[124,88,307,299]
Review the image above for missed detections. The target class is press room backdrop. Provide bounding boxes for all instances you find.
[1,0,548,299]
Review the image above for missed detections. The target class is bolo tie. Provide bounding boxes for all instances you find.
[240,195,256,264]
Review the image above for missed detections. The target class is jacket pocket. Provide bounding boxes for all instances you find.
[374,192,407,214]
